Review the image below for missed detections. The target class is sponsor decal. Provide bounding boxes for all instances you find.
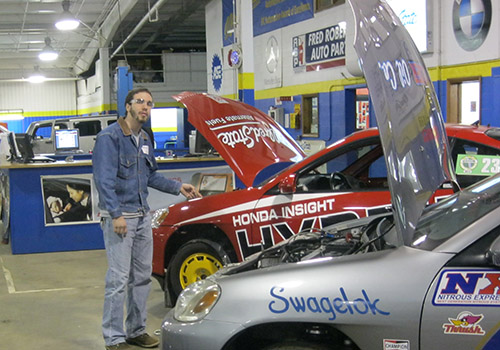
[383,339,410,349]
[211,54,223,92]
[452,0,492,51]
[442,311,486,335]
[232,198,336,227]
[268,286,390,321]
[216,123,285,149]
[378,58,413,91]
[235,210,359,259]
[433,269,500,306]
[456,154,500,176]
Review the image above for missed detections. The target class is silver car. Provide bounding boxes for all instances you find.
[160,1,500,349]
[162,178,500,350]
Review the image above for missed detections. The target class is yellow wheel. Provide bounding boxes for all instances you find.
[179,252,223,289]
[169,241,224,298]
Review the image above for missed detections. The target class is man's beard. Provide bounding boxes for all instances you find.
[131,108,149,124]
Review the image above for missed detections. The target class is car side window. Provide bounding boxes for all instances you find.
[296,139,388,192]
[452,138,500,188]
[74,121,102,136]
[33,125,52,139]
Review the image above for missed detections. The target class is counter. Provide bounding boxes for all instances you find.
[0,156,230,254]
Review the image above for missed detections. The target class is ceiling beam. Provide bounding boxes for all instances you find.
[73,0,139,75]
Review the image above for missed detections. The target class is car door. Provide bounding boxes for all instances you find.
[247,137,393,257]
[420,227,500,349]
[31,120,69,154]
[71,119,104,153]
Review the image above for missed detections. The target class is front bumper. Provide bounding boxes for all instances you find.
[161,309,244,350]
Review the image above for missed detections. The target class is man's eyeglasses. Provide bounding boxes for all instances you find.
[129,98,154,108]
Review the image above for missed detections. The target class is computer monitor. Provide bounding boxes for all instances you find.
[55,129,80,152]
[193,130,216,155]
[14,133,35,162]
[7,131,20,160]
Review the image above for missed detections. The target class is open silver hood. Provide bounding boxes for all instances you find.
[349,0,457,244]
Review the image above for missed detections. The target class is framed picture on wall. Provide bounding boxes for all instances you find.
[41,174,98,226]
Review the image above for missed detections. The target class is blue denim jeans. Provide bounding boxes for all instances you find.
[101,215,153,346]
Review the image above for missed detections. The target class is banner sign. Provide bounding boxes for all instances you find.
[222,0,235,46]
[253,0,314,37]
[456,154,500,176]
[293,22,346,72]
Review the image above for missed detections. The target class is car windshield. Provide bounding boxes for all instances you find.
[411,174,500,251]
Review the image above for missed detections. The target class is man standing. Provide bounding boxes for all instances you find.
[93,88,200,350]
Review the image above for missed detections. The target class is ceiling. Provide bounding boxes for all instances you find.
[0,0,208,81]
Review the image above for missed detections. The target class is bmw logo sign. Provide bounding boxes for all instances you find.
[453,0,492,51]
[211,54,223,92]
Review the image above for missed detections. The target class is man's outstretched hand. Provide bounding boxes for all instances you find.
[180,183,202,199]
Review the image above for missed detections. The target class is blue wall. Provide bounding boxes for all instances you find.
[253,72,500,147]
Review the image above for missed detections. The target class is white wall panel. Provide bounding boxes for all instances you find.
[0,81,76,114]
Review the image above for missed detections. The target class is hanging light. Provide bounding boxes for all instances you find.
[55,0,80,31]
[38,37,59,61]
[27,66,46,83]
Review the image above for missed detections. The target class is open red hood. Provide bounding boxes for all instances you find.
[174,92,306,187]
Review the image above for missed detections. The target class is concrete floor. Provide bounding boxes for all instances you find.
[0,242,169,350]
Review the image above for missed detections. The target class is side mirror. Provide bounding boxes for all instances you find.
[278,174,297,194]
[486,235,500,267]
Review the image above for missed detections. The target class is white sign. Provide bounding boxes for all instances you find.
[387,0,429,52]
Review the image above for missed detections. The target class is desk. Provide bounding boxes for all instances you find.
[0,157,229,254]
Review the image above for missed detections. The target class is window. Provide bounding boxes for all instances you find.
[316,0,345,12]
[73,121,102,137]
[302,94,319,137]
[112,54,164,83]
[296,137,388,193]
[33,124,53,139]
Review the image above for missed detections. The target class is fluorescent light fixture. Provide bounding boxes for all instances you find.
[27,74,46,83]
[0,109,24,121]
[0,112,24,121]
[55,0,80,31]
[39,37,58,61]
[27,66,46,83]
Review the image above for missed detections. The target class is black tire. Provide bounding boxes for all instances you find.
[168,240,224,299]
[262,342,330,350]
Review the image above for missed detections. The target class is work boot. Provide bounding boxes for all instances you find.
[126,333,160,348]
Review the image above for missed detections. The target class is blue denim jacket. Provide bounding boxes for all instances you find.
[92,117,181,218]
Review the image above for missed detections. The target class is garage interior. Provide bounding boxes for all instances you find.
[0,240,166,350]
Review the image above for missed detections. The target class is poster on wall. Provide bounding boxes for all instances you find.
[253,0,314,37]
[356,88,370,130]
[41,175,98,226]
[292,22,346,73]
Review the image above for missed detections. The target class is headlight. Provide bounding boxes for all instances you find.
[174,279,221,322]
[151,208,169,229]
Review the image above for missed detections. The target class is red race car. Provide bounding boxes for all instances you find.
[152,93,500,305]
